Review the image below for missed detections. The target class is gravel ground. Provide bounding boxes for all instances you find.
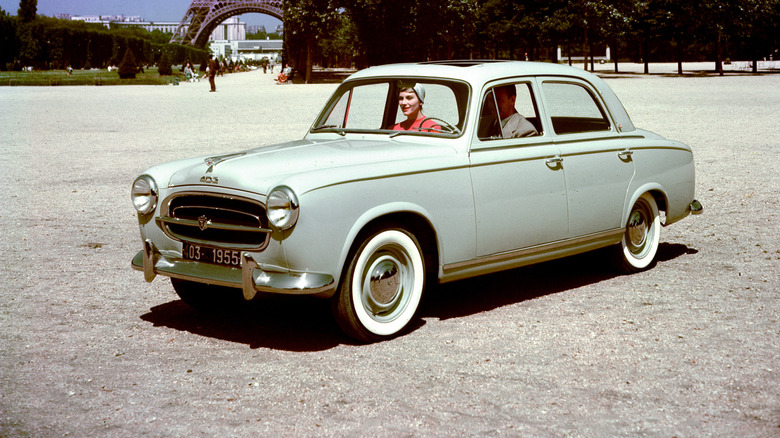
[1,63,778,437]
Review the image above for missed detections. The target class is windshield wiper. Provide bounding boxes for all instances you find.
[311,125,346,135]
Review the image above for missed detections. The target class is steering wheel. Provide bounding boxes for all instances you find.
[415,117,461,135]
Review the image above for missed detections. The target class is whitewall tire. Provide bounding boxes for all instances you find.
[332,228,425,342]
[617,192,661,273]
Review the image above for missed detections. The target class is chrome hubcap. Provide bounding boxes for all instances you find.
[369,257,400,306]
[627,201,650,256]
[361,248,411,321]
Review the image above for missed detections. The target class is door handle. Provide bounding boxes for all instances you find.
[545,156,563,164]
[618,150,633,159]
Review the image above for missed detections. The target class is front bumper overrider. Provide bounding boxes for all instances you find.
[131,240,335,300]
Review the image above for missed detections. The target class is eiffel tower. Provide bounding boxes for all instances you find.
[170,0,283,47]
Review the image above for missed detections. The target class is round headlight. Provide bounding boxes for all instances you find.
[131,175,158,215]
[267,186,299,231]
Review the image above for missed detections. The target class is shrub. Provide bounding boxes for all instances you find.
[157,51,172,75]
[118,48,137,79]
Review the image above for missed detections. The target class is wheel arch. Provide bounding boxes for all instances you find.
[338,205,441,288]
[625,184,668,225]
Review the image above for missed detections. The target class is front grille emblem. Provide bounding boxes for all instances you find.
[198,215,211,231]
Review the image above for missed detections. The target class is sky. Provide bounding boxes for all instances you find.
[0,0,282,29]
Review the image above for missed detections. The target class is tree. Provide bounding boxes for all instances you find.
[342,0,476,66]
[284,0,343,81]
[118,47,137,79]
[157,50,172,75]
[652,0,698,74]
[541,0,579,64]
[15,0,39,66]
[0,7,19,67]
[732,0,780,73]
[18,0,36,23]
[439,0,480,59]
[590,0,634,73]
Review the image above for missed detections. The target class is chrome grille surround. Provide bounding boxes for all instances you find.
[156,192,272,251]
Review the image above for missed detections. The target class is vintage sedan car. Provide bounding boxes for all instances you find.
[131,60,702,342]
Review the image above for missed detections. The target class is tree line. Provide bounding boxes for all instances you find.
[284,0,779,80]
[3,0,778,79]
[1,4,208,71]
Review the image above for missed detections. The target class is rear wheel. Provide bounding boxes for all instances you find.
[616,193,661,273]
[332,228,425,342]
[171,278,244,312]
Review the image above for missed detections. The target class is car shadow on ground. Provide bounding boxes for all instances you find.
[140,294,346,352]
[139,243,696,351]
[422,242,697,320]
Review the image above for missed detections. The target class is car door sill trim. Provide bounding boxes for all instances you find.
[440,229,623,283]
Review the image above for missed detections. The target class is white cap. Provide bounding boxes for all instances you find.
[413,83,425,103]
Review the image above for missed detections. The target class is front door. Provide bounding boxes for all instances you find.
[470,82,569,257]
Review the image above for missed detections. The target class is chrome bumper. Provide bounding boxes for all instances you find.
[131,240,335,300]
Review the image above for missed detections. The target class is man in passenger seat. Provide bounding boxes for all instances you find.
[495,85,538,138]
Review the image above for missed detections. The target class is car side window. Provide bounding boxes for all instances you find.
[478,83,540,140]
[542,82,611,134]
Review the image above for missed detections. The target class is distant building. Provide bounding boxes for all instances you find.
[116,21,181,34]
[208,17,246,41]
[63,14,247,42]
[210,39,282,63]
[247,25,266,34]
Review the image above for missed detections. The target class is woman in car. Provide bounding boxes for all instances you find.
[389,84,440,132]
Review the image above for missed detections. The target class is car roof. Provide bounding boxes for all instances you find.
[345,60,636,132]
[348,60,591,84]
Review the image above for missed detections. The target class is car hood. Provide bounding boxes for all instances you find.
[167,137,459,195]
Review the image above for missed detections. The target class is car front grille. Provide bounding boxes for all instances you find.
[156,193,272,250]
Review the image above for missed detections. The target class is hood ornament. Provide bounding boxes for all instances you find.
[204,152,246,173]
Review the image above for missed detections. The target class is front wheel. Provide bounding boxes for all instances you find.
[615,193,661,273]
[332,228,426,342]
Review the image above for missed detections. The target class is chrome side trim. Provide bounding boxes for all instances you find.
[440,229,624,283]
[131,248,335,296]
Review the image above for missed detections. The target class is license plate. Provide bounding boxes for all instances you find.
[182,242,241,267]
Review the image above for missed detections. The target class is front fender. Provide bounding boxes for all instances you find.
[278,169,475,289]
[338,202,440,270]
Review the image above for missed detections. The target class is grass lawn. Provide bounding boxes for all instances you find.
[0,67,188,86]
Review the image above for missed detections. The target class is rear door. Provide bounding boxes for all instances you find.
[538,78,635,237]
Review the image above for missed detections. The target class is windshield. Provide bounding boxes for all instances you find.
[311,79,470,137]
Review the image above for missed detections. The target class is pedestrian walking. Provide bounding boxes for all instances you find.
[208,55,218,92]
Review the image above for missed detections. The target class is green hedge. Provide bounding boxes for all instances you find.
[0,15,208,70]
